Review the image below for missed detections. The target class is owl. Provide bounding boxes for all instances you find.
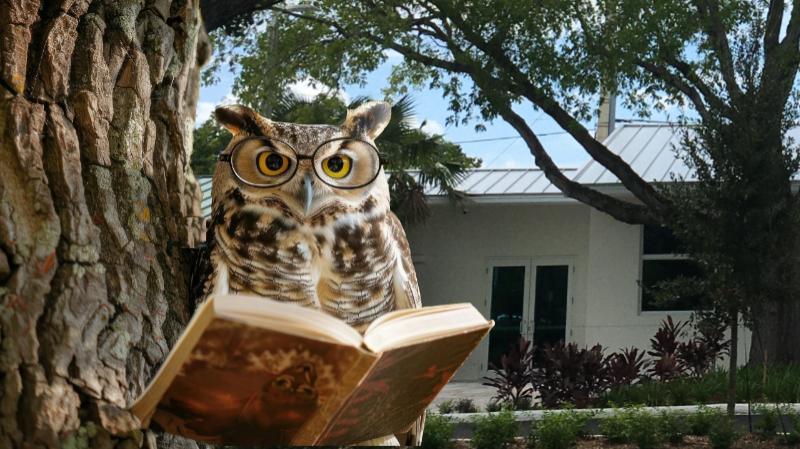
[194,101,424,445]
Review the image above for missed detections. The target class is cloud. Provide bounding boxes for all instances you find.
[420,119,445,135]
[196,101,215,125]
[382,49,403,60]
[288,77,351,104]
[407,117,445,135]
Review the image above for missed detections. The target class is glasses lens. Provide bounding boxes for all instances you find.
[314,139,381,188]
[230,137,297,186]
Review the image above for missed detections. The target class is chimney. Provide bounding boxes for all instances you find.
[595,93,616,142]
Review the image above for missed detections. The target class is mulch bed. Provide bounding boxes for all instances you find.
[452,435,800,448]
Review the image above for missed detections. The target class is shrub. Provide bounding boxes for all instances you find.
[438,400,455,414]
[528,410,588,449]
[648,316,687,381]
[532,342,608,408]
[677,319,728,377]
[421,414,454,449]
[707,415,738,449]
[483,336,535,406]
[607,347,649,387]
[754,404,781,440]
[781,409,800,445]
[471,409,517,449]
[599,407,633,444]
[625,408,665,449]
[486,400,503,413]
[658,410,687,444]
[455,398,478,414]
[687,405,721,436]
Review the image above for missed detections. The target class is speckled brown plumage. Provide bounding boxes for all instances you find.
[203,102,421,330]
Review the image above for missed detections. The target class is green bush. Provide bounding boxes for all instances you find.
[629,409,665,449]
[486,400,503,413]
[657,411,687,444]
[599,408,632,444]
[687,405,721,436]
[597,407,664,449]
[598,365,800,408]
[707,415,738,449]
[779,407,800,446]
[422,414,454,449]
[471,409,518,449]
[754,404,781,440]
[438,400,456,414]
[528,410,588,449]
[487,397,533,412]
[455,398,478,413]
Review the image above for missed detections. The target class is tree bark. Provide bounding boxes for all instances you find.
[748,297,800,366]
[0,0,210,447]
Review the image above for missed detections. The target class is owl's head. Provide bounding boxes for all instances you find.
[211,101,391,221]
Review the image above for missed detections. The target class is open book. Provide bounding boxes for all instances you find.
[130,294,492,446]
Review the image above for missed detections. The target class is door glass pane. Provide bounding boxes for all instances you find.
[488,266,525,368]
[533,265,568,347]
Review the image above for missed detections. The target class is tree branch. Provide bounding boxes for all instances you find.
[764,0,785,56]
[694,0,743,102]
[666,57,731,116]
[200,0,283,32]
[424,0,668,215]
[492,98,660,225]
[636,59,710,120]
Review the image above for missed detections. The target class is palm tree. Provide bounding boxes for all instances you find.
[192,93,480,223]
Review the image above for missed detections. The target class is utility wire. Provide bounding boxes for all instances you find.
[454,130,572,144]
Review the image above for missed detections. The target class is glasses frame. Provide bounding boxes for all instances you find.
[218,136,384,190]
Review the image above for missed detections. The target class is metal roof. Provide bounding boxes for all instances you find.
[195,123,800,216]
[199,176,213,218]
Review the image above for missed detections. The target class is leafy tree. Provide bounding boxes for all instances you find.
[192,93,480,223]
[203,0,800,414]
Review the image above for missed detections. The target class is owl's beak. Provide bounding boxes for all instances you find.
[301,173,315,216]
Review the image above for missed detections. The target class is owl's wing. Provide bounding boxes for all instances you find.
[386,212,421,310]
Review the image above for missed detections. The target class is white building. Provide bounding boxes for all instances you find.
[198,123,757,382]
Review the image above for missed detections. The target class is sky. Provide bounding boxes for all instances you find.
[197,51,677,170]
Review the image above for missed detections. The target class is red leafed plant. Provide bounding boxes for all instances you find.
[677,319,729,377]
[482,336,535,408]
[532,342,608,408]
[606,347,649,386]
[647,316,688,381]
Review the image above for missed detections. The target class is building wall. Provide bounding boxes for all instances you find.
[406,201,750,381]
[583,208,750,367]
[405,201,591,380]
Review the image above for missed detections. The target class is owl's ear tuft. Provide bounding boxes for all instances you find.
[214,104,263,135]
[343,101,391,139]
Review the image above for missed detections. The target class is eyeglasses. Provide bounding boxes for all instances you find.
[218,136,383,189]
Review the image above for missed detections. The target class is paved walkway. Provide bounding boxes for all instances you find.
[429,382,496,412]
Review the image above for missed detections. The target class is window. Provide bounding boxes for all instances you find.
[640,225,703,311]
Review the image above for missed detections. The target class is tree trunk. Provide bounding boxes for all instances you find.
[727,310,737,417]
[748,297,800,366]
[0,0,210,447]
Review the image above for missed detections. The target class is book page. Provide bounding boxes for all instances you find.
[148,317,378,447]
[363,303,488,352]
[316,324,492,445]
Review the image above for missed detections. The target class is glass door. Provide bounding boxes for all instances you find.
[532,264,569,347]
[487,264,528,368]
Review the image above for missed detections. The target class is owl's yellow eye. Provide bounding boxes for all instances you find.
[321,155,352,179]
[257,151,290,176]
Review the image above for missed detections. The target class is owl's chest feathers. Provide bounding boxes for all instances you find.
[212,204,397,324]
